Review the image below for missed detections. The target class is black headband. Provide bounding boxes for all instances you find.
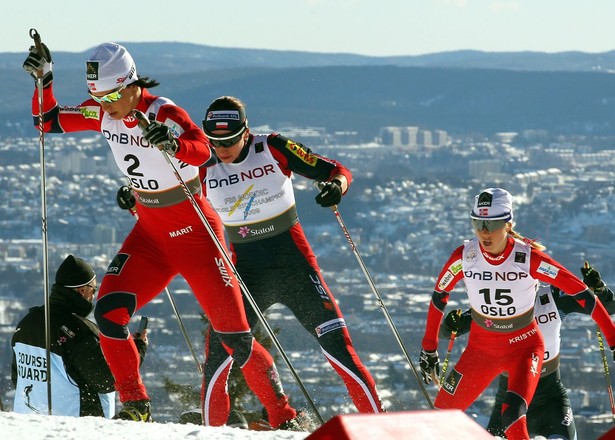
[202,108,247,139]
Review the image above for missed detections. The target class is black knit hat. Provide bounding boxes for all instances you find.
[55,255,96,288]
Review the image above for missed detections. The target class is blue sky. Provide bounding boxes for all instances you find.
[4,0,615,56]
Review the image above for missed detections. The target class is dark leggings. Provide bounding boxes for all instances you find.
[487,370,576,439]
[201,227,382,425]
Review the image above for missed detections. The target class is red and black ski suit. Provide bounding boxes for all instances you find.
[200,133,383,425]
[422,236,615,440]
[30,85,296,427]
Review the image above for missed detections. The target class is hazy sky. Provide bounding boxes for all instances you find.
[4,0,615,56]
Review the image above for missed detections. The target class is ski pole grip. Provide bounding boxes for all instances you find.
[29,28,42,50]
[132,109,150,130]
[313,180,338,211]
[29,28,44,78]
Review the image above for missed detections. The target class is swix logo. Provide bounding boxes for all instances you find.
[310,274,331,302]
[482,252,506,262]
[530,352,540,377]
[122,114,140,129]
[267,365,285,397]
[215,257,234,287]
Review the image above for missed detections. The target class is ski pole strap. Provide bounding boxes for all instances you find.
[470,307,534,333]
[133,176,201,208]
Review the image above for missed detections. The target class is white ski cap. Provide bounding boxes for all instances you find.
[85,42,138,92]
[470,187,514,221]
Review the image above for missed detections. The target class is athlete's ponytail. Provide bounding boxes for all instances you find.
[508,229,546,251]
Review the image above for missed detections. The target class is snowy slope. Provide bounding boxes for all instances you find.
[1,411,309,440]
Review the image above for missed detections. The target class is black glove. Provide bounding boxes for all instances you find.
[419,349,440,385]
[134,336,148,366]
[315,179,343,207]
[23,43,53,87]
[116,186,136,211]
[581,262,605,291]
[443,309,463,334]
[142,121,179,156]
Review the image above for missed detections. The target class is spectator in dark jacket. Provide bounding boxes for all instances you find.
[11,255,147,417]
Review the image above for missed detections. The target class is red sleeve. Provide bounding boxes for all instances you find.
[154,103,211,167]
[530,248,615,346]
[421,246,464,351]
[31,84,102,133]
[529,248,586,294]
[434,245,465,293]
[269,146,293,178]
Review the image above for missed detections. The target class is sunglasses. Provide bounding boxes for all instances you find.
[88,85,125,104]
[209,132,245,148]
[85,283,98,294]
[204,125,247,148]
[471,218,508,232]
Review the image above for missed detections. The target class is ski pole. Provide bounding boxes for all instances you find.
[29,28,52,415]
[596,326,615,422]
[132,110,324,425]
[164,287,203,375]
[315,182,434,409]
[439,331,456,387]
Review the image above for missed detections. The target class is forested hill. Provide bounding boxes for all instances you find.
[2,43,615,139]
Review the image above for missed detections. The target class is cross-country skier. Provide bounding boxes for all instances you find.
[22,42,301,429]
[419,187,615,440]
[441,263,615,439]
[197,96,384,425]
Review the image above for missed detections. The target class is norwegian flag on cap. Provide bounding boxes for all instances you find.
[470,188,514,221]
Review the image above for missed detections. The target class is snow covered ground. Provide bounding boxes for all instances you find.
[1,411,310,440]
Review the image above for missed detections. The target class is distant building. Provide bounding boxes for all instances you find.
[433,130,449,147]
[495,132,518,143]
[331,131,360,145]
[379,126,448,148]
[468,159,501,180]
[528,146,575,168]
[275,126,327,145]
[379,126,405,147]
[521,129,549,143]
[417,130,432,147]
